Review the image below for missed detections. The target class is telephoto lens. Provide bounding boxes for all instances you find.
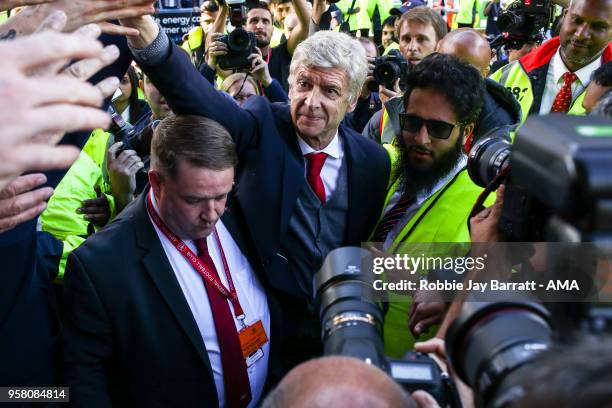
[445,297,552,407]
[467,127,513,188]
[313,247,388,370]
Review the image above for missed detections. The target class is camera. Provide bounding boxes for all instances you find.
[367,50,409,93]
[490,0,553,50]
[467,115,612,242]
[216,0,258,70]
[314,247,461,407]
[108,107,158,194]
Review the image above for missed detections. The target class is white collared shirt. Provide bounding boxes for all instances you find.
[297,131,344,202]
[539,48,602,114]
[148,191,270,408]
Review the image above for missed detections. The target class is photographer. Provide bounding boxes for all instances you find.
[490,0,612,120]
[583,61,612,114]
[40,76,171,280]
[206,33,289,102]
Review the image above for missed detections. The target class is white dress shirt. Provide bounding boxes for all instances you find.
[539,48,602,114]
[298,131,344,202]
[148,191,270,408]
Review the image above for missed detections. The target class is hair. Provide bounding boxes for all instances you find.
[200,0,219,12]
[115,65,146,124]
[247,2,274,20]
[397,6,448,43]
[220,73,261,97]
[402,53,484,126]
[151,115,238,179]
[592,61,612,87]
[382,15,398,28]
[511,336,612,408]
[357,37,379,57]
[591,88,612,118]
[289,31,368,103]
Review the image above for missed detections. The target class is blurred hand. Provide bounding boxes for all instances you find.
[38,0,156,35]
[409,290,448,338]
[77,185,111,227]
[0,0,54,12]
[378,78,401,104]
[0,174,53,233]
[107,142,144,211]
[0,20,115,190]
[470,185,505,243]
[206,32,228,72]
[249,48,272,87]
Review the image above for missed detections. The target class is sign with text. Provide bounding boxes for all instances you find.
[153,9,200,44]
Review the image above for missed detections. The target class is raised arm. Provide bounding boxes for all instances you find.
[120,16,259,156]
[287,0,311,55]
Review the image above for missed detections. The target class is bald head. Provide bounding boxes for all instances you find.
[437,28,492,76]
[262,357,415,408]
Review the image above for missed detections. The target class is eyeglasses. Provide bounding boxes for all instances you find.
[399,113,458,140]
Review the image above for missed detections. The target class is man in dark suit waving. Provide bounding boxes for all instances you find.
[63,115,276,407]
[121,15,391,370]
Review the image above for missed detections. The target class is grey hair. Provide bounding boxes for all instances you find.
[289,31,368,103]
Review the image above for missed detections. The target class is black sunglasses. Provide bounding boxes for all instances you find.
[399,113,458,140]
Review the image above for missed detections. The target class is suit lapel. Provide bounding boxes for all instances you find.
[133,193,214,377]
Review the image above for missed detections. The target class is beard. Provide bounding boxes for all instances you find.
[396,134,465,197]
[256,37,270,49]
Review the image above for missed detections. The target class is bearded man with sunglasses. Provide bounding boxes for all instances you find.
[369,53,490,357]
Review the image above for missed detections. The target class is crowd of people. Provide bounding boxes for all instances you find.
[0,0,611,407]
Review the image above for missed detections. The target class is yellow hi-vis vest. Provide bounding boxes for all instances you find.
[373,144,491,356]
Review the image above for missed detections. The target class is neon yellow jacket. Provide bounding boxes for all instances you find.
[375,144,490,356]
[40,130,116,281]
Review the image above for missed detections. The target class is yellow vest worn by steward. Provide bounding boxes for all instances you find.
[490,36,612,123]
[374,144,492,356]
[40,130,117,281]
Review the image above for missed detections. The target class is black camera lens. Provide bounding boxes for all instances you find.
[497,11,524,33]
[314,247,388,369]
[373,61,401,89]
[228,28,252,53]
[446,299,552,406]
[467,133,512,188]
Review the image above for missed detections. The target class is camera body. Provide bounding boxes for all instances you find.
[108,107,158,194]
[491,0,552,49]
[368,50,409,93]
[467,115,612,242]
[314,247,457,407]
[216,0,258,70]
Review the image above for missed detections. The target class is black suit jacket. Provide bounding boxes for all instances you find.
[139,42,391,299]
[62,191,282,407]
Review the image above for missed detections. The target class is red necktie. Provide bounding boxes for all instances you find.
[305,152,328,204]
[550,72,579,113]
[371,192,416,242]
[195,239,252,408]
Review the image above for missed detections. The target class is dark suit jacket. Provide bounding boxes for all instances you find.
[139,42,391,299]
[62,191,282,407]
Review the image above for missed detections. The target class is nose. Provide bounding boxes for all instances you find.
[304,87,322,110]
[412,121,431,145]
[200,200,219,224]
[409,38,419,52]
[574,22,591,40]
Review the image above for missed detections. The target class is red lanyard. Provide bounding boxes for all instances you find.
[146,192,245,320]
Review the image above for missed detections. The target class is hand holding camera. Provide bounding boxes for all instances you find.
[107,141,144,212]
[248,47,272,87]
[206,32,229,71]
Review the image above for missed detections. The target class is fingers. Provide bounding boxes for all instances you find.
[0,173,47,200]
[80,196,108,209]
[414,338,446,357]
[98,22,140,37]
[0,186,54,233]
[23,104,111,136]
[107,142,124,163]
[4,144,81,176]
[411,390,441,408]
[26,76,106,108]
[1,32,104,73]
[412,314,443,337]
[89,5,157,24]
[94,76,121,99]
[409,302,446,336]
[63,44,120,82]
[34,10,68,34]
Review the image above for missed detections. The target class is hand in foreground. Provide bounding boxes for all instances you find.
[0,174,53,234]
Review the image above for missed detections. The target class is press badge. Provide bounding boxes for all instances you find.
[239,319,268,368]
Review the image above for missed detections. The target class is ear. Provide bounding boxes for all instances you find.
[149,170,163,199]
[346,96,359,113]
[462,123,475,154]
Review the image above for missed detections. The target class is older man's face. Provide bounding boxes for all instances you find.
[289,66,355,143]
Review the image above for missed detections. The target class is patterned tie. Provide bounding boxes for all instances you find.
[371,192,416,243]
[550,72,579,113]
[305,152,328,204]
[195,238,252,408]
